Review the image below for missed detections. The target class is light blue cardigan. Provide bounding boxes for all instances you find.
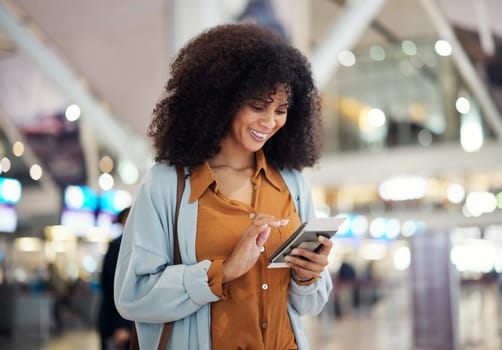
[114,163,332,349]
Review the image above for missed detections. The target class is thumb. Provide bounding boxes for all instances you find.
[256,226,271,247]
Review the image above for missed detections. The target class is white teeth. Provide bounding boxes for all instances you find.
[250,128,267,139]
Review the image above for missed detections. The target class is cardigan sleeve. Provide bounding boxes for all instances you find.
[283,170,333,316]
[114,164,219,323]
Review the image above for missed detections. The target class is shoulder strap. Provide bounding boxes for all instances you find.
[130,165,185,350]
[156,166,185,349]
[172,166,185,265]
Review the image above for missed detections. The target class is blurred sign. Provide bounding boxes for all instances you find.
[0,177,22,205]
[60,185,131,238]
[0,205,17,232]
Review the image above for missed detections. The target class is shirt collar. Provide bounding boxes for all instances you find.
[189,150,283,202]
[254,150,282,192]
[189,161,216,203]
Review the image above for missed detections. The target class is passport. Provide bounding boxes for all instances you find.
[267,216,347,268]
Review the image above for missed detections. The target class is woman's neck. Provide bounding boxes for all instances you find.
[208,150,255,171]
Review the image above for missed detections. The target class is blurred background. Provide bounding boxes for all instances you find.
[0,0,501,349]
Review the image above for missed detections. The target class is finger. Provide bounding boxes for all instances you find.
[287,249,329,270]
[268,218,289,227]
[256,226,271,247]
[244,215,290,244]
[291,265,318,280]
[290,246,327,264]
[253,214,289,227]
[244,220,283,240]
[286,255,326,273]
[253,214,277,223]
[290,262,319,280]
[316,236,333,255]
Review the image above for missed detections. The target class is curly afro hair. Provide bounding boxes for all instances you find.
[148,22,322,171]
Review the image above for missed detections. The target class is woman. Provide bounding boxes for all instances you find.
[114,23,333,349]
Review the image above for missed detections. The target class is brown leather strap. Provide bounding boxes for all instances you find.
[157,166,185,350]
[173,166,185,266]
[129,322,138,350]
[156,322,174,350]
[129,166,185,350]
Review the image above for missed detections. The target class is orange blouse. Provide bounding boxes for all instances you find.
[190,150,302,350]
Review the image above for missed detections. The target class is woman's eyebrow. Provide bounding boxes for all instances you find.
[251,96,269,102]
[249,96,289,107]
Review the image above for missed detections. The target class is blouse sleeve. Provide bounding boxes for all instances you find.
[114,165,219,323]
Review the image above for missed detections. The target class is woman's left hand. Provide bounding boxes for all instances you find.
[285,235,333,281]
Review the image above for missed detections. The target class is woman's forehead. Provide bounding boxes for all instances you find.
[251,84,290,102]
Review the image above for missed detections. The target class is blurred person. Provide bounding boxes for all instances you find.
[114,23,333,349]
[359,260,381,311]
[98,207,132,350]
[333,260,359,318]
[47,262,71,335]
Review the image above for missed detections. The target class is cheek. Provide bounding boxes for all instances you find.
[276,117,287,130]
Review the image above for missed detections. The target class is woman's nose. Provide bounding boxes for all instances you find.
[259,113,276,129]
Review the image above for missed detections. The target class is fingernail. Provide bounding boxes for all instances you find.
[280,219,289,225]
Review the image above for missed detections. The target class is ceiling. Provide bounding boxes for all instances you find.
[2,0,501,135]
[6,0,169,135]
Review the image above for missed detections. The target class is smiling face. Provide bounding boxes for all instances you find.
[220,85,289,156]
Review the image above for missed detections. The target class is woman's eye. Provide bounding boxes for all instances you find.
[250,104,265,111]
[276,110,287,115]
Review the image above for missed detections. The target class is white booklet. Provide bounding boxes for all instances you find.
[267,216,347,268]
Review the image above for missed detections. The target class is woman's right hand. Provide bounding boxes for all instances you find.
[222,214,288,283]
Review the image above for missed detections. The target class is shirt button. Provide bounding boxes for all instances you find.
[259,246,265,253]
[261,283,268,290]
[249,213,256,219]
[262,322,268,329]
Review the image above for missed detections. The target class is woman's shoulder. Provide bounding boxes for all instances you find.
[145,162,177,179]
[138,162,178,190]
[279,168,307,186]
